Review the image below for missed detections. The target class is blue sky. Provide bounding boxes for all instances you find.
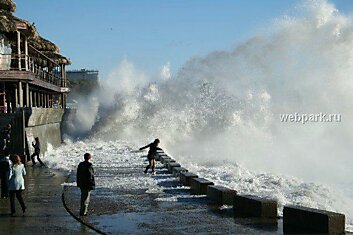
[15,0,353,79]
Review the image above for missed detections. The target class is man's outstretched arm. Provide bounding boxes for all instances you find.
[139,143,151,151]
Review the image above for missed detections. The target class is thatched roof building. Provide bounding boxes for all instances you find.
[42,51,71,65]
[0,0,70,64]
[0,0,16,12]
[29,36,60,53]
[0,9,37,37]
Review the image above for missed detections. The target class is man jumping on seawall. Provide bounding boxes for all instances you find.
[76,153,95,216]
[31,137,45,167]
[139,139,162,175]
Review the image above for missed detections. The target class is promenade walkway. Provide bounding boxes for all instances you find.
[0,161,283,235]
[63,163,283,234]
[0,166,93,235]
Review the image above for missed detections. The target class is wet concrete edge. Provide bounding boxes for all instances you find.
[61,175,107,235]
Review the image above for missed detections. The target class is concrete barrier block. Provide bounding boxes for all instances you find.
[180,172,198,186]
[157,153,168,161]
[172,167,188,176]
[191,178,214,195]
[159,155,169,160]
[207,185,237,205]
[167,162,181,173]
[160,156,170,162]
[233,195,277,218]
[155,154,161,161]
[158,154,168,159]
[163,159,176,167]
[283,205,345,234]
[160,156,172,164]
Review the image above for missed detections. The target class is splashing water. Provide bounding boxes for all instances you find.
[55,0,353,231]
[95,0,353,184]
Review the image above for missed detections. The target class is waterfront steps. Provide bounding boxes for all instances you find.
[191,178,214,195]
[233,195,278,218]
[180,172,198,186]
[283,205,345,234]
[207,185,237,205]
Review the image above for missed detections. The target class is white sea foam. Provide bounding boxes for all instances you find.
[44,139,353,230]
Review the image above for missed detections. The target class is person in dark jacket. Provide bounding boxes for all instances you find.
[31,137,44,167]
[139,139,162,175]
[1,124,11,154]
[0,150,11,198]
[76,153,95,216]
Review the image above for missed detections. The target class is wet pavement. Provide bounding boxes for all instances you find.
[1,162,349,234]
[63,164,284,235]
[0,166,94,235]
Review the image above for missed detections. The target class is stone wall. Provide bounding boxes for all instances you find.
[25,108,64,155]
[61,108,77,137]
[27,108,64,127]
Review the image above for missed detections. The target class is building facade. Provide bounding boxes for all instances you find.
[0,0,70,160]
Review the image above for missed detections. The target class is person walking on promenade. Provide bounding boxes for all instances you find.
[31,137,44,167]
[0,150,11,198]
[76,153,95,216]
[8,154,26,217]
[139,138,162,175]
[1,124,11,154]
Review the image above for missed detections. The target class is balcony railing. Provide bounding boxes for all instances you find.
[1,40,67,85]
[4,53,64,87]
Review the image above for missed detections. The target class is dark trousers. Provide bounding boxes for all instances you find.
[9,190,26,214]
[145,159,156,173]
[31,152,44,166]
[0,176,9,198]
[80,188,91,216]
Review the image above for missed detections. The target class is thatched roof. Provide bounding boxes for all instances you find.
[29,36,60,53]
[0,2,70,65]
[0,11,60,53]
[0,9,37,37]
[30,52,71,67]
[43,51,71,65]
[0,0,16,12]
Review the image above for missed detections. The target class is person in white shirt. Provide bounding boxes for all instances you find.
[8,155,26,216]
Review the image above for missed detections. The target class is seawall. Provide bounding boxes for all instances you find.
[25,108,64,154]
[0,108,64,161]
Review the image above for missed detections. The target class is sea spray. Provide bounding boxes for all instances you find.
[93,0,353,184]
[62,0,353,230]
